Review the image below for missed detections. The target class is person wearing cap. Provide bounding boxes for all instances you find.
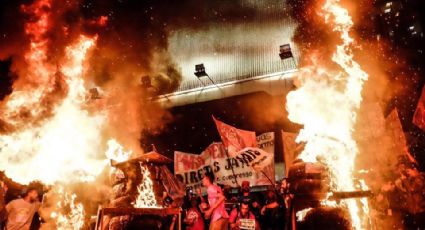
[238,181,261,222]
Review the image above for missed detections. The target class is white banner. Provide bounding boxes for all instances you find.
[174,132,275,190]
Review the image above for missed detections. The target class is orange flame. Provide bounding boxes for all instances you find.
[133,164,161,208]
[50,186,85,230]
[0,35,106,184]
[287,0,371,229]
[105,141,160,209]
[5,0,54,120]
[105,139,133,163]
[1,0,161,228]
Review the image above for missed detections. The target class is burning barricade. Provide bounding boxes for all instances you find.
[97,150,185,230]
[286,159,373,229]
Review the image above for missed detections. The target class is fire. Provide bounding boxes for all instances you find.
[105,140,160,209]
[286,0,370,229]
[1,0,163,228]
[5,0,54,121]
[296,208,312,222]
[133,164,161,208]
[105,139,133,163]
[0,34,107,184]
[50,187,85,230]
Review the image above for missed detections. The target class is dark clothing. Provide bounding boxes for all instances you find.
[262,198,284,230]
[238,193,261,221]
[238,193,260,205]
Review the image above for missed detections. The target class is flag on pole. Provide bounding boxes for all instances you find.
[212,116,257,156]
[413,85,425,131]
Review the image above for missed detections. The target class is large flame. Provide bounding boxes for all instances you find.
[0,35,106,184]
[0,0,163,228]
[50,187,85,230]
[133,164,161,209]
[106,141,160,208]
[0,0,108,185]
[105,139,133,163]
[0,1,109,229]
[286,0,370,229]
[4,0,54,116]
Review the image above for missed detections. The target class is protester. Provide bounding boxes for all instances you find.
[238,181,251,204]
[202,172,229,230]
[5,188,41,230]
[0,182,7,229]
[184,197,205,230]
[229,201,260,230]
[278,178,292,228]
[260,189,282,230]
[238,181,261,221]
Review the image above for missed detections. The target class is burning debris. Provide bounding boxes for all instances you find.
[99,147,185,230]
[133,164,160,209]
[48,186,85,230]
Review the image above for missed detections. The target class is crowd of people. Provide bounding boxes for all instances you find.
[179,162,425,230]
[181,172,291,230]
[1,164,423,230]
[0,172,292,230]
[0,182,41,230]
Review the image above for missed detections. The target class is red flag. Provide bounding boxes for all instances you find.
[413,85,425,131]
[212,116,257,156]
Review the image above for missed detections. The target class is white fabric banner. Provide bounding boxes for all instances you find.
[174,132,275,190]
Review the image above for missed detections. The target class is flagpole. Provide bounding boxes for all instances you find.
[224,148,239,187]
[212,115,240,186]
[260,170,274,187]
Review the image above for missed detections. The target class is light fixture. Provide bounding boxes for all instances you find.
[194,64,208,78]
[279,44,293,60]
